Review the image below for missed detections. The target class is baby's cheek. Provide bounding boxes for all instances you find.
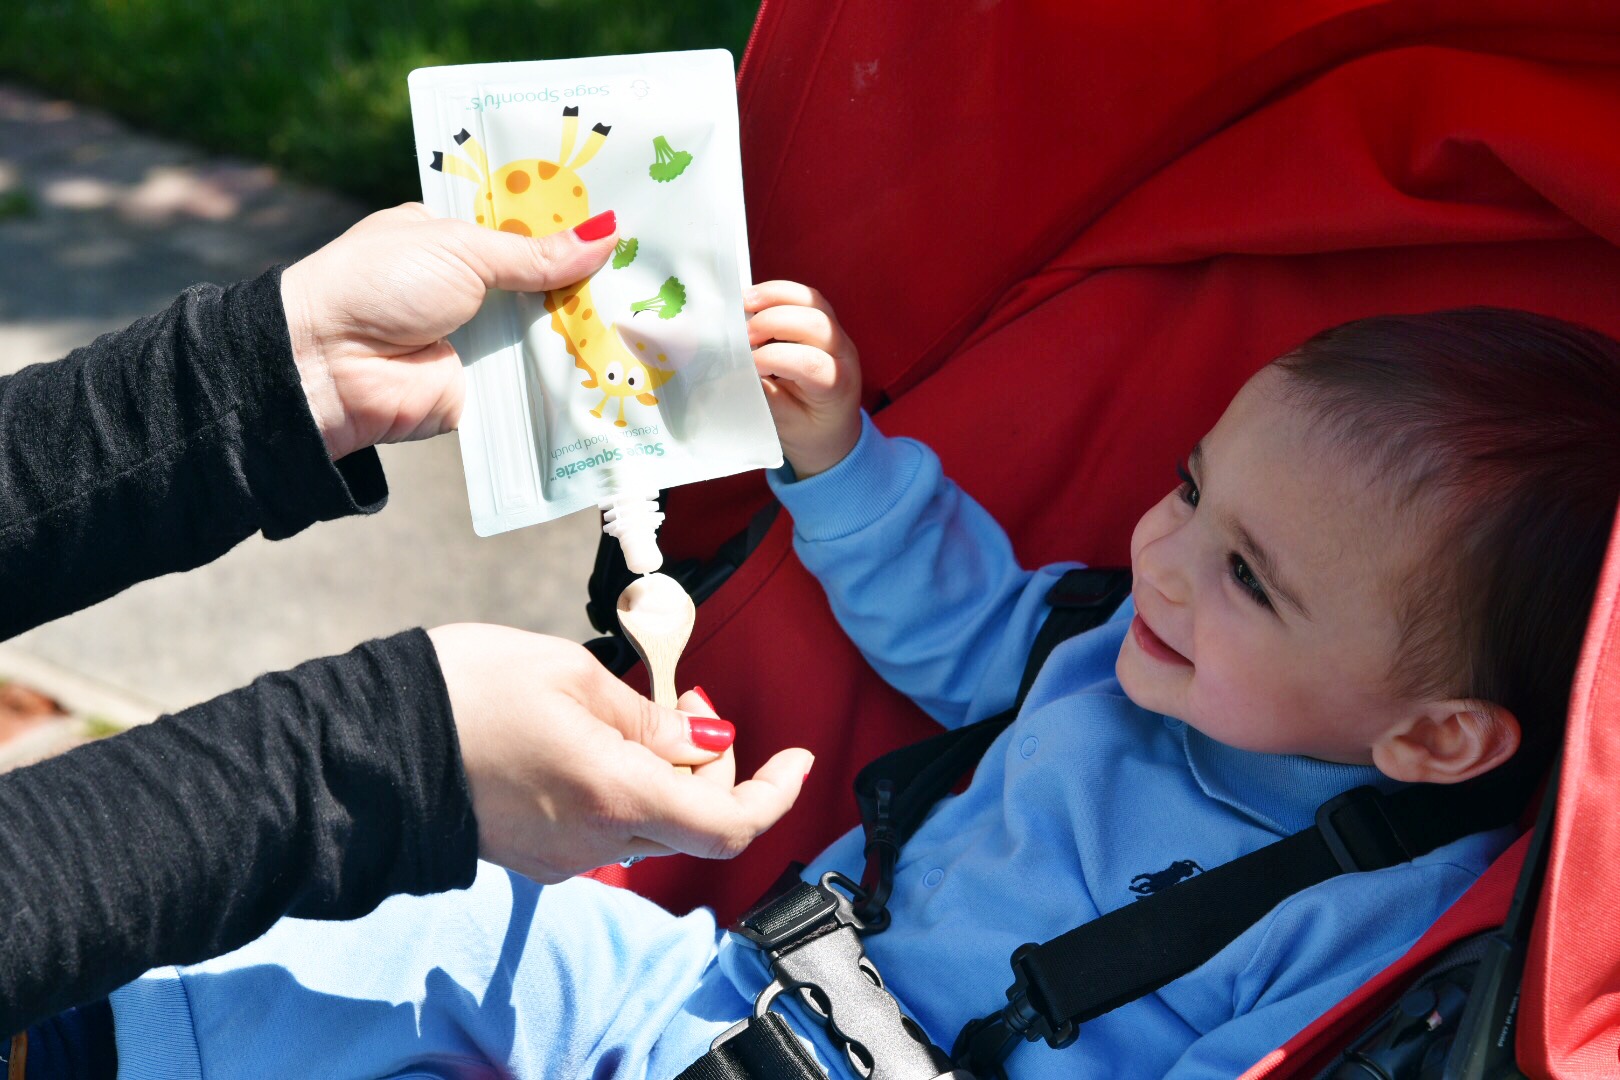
[1190,642,1302,753]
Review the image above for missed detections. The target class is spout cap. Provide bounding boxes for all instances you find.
[618,530,664,575]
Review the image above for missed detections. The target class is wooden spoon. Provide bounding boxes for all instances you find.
[617,573,697,773]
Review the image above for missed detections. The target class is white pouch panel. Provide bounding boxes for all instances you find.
[409,51,781,536]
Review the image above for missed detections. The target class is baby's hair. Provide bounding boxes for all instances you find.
[1274,308,1620,769]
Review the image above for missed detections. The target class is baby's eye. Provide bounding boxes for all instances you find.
[1229,554,1272,609]
[1175,461,1199,508]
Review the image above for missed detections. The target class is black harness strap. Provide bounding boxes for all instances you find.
[678,1011,825,1080]
[852,569,1133,926]
[953,778,1523,1074]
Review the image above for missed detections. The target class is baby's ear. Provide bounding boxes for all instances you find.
[1370,701,1520,785]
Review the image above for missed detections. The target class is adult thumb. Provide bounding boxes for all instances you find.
[448,210,617,295]
[599,677,736,768]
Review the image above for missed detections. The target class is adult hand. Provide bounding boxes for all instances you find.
[280,203,619,460]
[428,623,814,883]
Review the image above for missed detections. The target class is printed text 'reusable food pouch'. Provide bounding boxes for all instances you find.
[408,51,781,536]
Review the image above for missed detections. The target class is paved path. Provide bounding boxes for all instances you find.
[0,84,602,717]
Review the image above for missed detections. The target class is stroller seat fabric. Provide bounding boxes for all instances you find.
[604,2,1620,1075]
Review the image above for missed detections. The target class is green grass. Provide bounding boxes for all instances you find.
[0,190,37,220]
[79,714,127,739]
[1,0,758,206]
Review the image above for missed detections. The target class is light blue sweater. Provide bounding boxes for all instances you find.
[111,415,1514,1080]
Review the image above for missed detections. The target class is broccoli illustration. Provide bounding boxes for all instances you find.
[612,237,639,269]
[630,276,687,319]
[648,136,693,182]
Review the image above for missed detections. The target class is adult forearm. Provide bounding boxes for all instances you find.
[0,628,477,1036]
[0,267,385,639]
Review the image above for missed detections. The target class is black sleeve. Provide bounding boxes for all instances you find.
[0,627,479,1037]
[0,265,386,640]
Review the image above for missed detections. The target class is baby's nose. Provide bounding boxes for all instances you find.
[1136,536,1192,606]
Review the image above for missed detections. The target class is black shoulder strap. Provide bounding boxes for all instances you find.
[676,1011,825,1080]
[851,568,1132,926]
[952,772,1529,1077]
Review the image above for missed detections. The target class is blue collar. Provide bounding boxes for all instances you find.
[1175,720,1397,835]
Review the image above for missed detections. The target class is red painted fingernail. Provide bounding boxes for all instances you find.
[573,209,616,242]
[688,715,735,752]
[690,685,718,714]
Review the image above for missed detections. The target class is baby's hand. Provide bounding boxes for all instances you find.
[746,281,863,479]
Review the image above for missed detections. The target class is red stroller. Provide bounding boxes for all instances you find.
[587,2,1620,1074]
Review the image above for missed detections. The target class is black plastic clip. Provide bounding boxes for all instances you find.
[1316,786,1412,874]
[951,943,1078,1078]
[854,779,898,931]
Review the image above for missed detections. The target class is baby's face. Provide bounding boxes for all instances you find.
[1116,366,1432,764]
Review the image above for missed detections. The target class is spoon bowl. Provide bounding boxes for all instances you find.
[617,572,697,712]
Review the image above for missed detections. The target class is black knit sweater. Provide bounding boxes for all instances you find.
[0,267,479,1036]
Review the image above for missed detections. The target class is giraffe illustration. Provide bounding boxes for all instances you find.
[431,107,676,427]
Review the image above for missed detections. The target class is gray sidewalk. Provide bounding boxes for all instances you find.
[0,83,602,718]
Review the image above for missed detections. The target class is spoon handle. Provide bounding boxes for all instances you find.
[623,634,690,773]
[646,649,679,710]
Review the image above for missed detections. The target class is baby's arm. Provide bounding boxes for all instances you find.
[749,282,1077,729]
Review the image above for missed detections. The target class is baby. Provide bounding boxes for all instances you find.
[110,288,1619,1078]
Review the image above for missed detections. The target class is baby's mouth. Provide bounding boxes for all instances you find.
[1131,612,1193,667]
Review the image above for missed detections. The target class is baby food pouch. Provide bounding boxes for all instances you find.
[407,51,782,557]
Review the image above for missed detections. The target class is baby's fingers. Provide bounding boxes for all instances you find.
[754,342,844,397]
[748,304,842,355]
[746,280,837,317]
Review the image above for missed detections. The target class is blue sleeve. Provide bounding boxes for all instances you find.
[768,413,1079,729]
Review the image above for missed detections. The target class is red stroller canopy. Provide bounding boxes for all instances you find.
[619,2,1620,1073]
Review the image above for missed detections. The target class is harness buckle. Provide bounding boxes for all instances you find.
[951,943,1078,1078]
[727,873,967,1080]
[734,871,875,952]
[707,976,797,1051]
